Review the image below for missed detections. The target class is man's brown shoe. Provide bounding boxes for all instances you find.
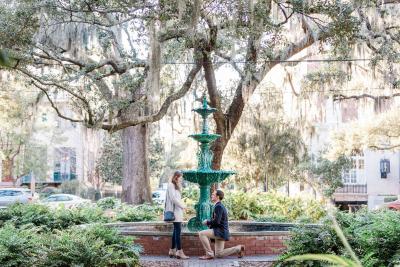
[238,245,245,258]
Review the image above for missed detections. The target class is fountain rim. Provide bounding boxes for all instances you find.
[192,107,217,113]
[103,221,321,236]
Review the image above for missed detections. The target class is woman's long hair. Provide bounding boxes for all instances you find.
[171,171,182,191]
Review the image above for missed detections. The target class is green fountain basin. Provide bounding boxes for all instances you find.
[193,107,217,117]
[189,133,220,143]
[182,170,236,186]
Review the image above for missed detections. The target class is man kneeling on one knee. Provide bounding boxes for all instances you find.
[198,189,245,260]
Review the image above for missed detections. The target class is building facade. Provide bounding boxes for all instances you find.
[0,92,104,188]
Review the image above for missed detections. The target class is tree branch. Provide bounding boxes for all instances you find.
[284,67,299,97]
[370,144,400,150]
[16,67,90,106]
[32,82,84,123]
[333,93,400,101]
[101,59,202,132]
[215,51,244,78]
[203,51,226,135]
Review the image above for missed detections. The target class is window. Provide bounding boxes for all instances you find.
[342,153,365,184]
[41,113,47,122]
[0,190,23,196]
[46,196,58,202]
[56,196,72,201]
[358,159,364,169]
[53,147,77,182]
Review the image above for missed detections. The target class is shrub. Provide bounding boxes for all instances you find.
[97,197,121,210]
[279,209,400,267]
[182,185,199,200]
[181,186,199,219]
[53,205,109,229]
[0,203,55,229]
[0,224,140,267]
[0,203,109,230]
[0,224,43,267]
[116,204,162,222]
[223,191,326,222]
[41,225,140,267]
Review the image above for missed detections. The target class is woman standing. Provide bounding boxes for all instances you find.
[165,171,189,259]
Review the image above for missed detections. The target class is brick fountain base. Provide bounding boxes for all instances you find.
[107,221,294,256]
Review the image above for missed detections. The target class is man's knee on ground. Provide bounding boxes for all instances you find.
[198,231,204,237]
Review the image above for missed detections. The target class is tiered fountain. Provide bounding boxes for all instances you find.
[107,96,294,258]
[182,96,235,232]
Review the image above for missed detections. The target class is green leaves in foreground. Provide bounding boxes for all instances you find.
[285,254,361,267]
[0,223,141,267]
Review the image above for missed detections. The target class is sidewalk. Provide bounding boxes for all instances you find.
[140,255,278,267]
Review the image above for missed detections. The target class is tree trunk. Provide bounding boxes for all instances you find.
[263,174,268,192]
[121,124,152,204]
[287,179,290,196]
[1,158,14,183]
[119,21,161,205]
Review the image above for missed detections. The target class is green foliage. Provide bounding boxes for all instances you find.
[181,187,325,222]
[280,209,400,267]
[116,204,163,222]
[222,191,326,222]
[41,224,140,267]
[181,185,199,218]
[0,224,140,267]
[228,114,304,191]
[302,67,350,94]
[279,223,341,266]
[285,254,360,267]
[0,224,43,267]
[0,203,109,231]
[0,1,38,49]
[97,133,123,185]
[149,136,166,185]
[97,197,121,210]
[297,154,351,197]
[182,185,199,200]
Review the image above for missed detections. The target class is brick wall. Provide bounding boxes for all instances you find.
[135,233,289,256]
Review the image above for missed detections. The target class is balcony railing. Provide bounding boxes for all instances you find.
[335,184,367,194]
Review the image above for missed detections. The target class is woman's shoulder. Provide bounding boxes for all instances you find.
[167,182,175,191]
